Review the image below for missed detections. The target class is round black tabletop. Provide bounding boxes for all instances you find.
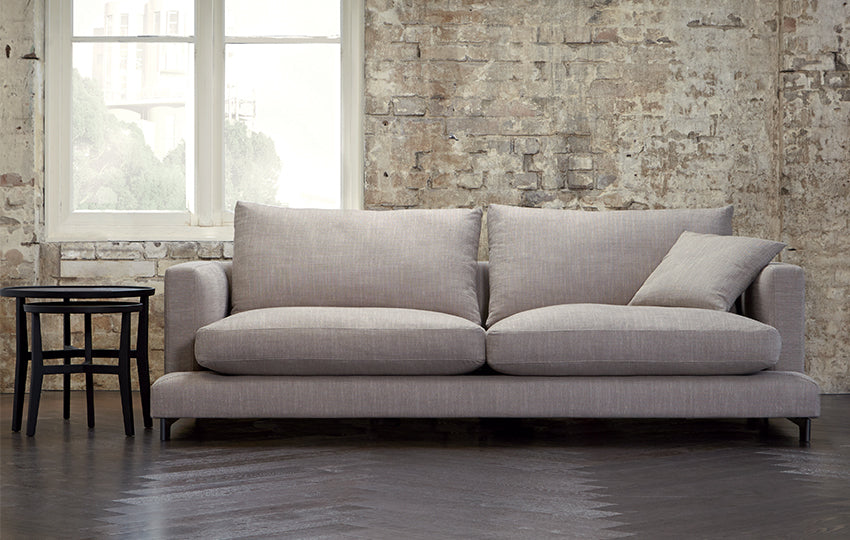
[22,300,144,314]
[0,285,155,299]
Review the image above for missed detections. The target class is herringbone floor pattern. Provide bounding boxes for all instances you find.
[2,393,848,539]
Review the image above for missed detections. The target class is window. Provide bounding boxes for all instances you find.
[46,0,364,241]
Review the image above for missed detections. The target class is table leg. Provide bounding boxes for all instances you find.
[137,296,152,429]
[118,311,134,437]
[26,313,45,437]
[63,298,71,419]
[11,298,28,432]
[84,313,95,428]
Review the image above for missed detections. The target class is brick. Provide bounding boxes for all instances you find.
[509,26,536,44]
[429,173,454,189]
[198,242,223,259]
[96,242,144,260]
[445,117,502,136]
[512,172,540,190]
[4,186,29,207]
[567,171,595,190]
[60,260,156,279]
[686,14,745,30]
[61,243,96,260]
[522,153,541,172]
[401,171,430,189]
[520,190,557,207]
[538,25,590,45]
[0,172,31,186]
[376,41,420,61]
[365,96,391,115]
[592,28,619,44]
[569,154,594,171]
[825,72,850,89]
[393,96,427,116]
[481,99,542,118]
[782,72,822,91]
[540,169,563,190]
[144,242,168,259]
[419,44,487,62]
[514,137,541,155]
[168,242,199,259]
[456,173,484,189]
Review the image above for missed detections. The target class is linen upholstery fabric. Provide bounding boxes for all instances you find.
[629,231,786,311]
[151,370,820,419]
[164,261,231,373]
[232,202,483,324]
[475,261,489,325]
[195,306,486,375]
[743,263,806,372]
[486,304,780,376]
[485,204,733,326]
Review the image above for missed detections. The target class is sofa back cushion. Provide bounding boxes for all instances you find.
[232,202,483,324]
[486,204,733,326]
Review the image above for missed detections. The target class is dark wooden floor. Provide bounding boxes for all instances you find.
[1,392,848,539]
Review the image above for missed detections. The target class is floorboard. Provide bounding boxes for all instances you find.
[1,392,848,539]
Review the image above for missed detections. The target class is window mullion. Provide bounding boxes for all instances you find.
[341,0,365,210]
[194,0,224,226]
[45,0,73,238]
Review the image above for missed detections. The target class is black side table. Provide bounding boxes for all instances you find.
[1,286,155,436]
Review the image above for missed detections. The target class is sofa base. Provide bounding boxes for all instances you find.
[152,370,820,441]
[159,415,814,443]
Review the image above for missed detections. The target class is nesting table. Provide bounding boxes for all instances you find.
[1,286,154,436]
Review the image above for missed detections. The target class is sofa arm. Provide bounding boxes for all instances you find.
[743,262,805,373]
[164,261,232,373]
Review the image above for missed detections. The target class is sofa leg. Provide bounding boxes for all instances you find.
[160,418,177,441]
[788,417,811,445]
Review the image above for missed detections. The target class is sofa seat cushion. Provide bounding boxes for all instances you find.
[195,307,486,375]
[486,304,780,376]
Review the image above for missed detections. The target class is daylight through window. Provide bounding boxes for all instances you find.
[45,0,364,241]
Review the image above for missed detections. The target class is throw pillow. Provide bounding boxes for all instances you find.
[628,231,785,311]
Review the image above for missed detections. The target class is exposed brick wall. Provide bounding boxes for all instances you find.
[1,0,44,390]
[779,1,850,393]
[363,0,782,243]
[1,0,848,393]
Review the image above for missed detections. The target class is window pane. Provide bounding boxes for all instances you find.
[224,44,340,210]
[72,43,193,211]
[225,0,339,37]
[73,0,193,37]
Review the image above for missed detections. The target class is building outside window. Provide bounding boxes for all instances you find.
[166,10,179,35]
[45,0,364,241]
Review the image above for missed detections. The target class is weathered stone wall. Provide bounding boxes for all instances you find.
[1,0,848,393]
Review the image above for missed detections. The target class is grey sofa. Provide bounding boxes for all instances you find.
[151,203,820,442]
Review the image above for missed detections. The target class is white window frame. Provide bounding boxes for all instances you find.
[45,0,364,242]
